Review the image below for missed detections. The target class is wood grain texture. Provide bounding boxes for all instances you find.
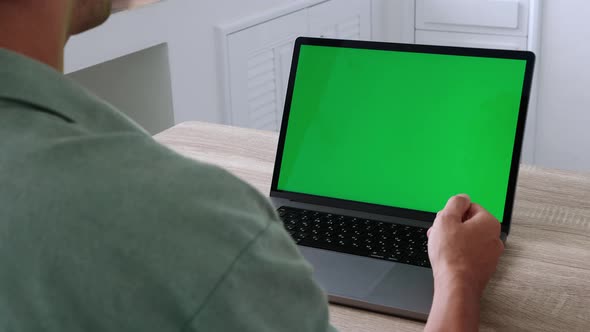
[155,121,590,332]
[111,0,162,13]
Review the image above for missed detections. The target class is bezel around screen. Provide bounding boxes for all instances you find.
[270,37,536,236]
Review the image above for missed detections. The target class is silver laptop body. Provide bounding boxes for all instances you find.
[269,37,535,321]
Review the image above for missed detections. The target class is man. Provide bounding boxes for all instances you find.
[0,1,504,331]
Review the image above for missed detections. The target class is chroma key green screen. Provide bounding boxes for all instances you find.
[277,45,528,221]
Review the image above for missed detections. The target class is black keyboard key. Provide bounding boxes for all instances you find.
[277,206,431,269]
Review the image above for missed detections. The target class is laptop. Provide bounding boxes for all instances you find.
[270,37,535,321]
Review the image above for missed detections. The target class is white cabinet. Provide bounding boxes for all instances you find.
[226,11,307,131]
[415,0,532,50]
[416,0,530,37]
[308,0,371,40]
[415,30,528,50]
[219,0,371,131]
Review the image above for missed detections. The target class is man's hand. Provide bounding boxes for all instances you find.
[428,194,505,296]
[424,194,504,332]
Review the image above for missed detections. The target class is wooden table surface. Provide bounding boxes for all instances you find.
[155,121,590,332]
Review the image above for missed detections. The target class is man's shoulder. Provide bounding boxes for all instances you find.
[119,133,274,218]
[1,130,286,328]
[39,130,277,230]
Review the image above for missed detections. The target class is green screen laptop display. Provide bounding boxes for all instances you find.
[277,44,528,221]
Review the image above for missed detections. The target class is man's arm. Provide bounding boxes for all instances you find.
[425,195,505,332]
[185,217,338,332]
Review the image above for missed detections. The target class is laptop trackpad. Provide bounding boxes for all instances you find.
[299,246,394,299]
[366,263,434,313]
[300,246,434,316]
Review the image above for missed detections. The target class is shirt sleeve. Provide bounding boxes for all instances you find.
[184,218,339,332]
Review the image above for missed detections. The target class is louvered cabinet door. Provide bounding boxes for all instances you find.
[227,10,307,131]
[308,0,371,40]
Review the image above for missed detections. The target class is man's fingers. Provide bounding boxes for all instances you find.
[464,202,486,220]
[427,227,432,238]
[438,194,471,223]
[465,203,502,234]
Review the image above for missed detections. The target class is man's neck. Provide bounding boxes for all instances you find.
[0,3,69,72]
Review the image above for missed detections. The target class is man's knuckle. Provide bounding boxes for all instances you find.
[493,220,502,233]
[449,196,462,206]
[439,210,458,221]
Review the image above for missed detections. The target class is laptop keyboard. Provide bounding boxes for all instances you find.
[277,206,431,268]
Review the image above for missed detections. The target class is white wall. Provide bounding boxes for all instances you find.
[535,1,590,171]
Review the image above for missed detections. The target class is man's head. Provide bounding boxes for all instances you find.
[0,0,112,70]
[69,0,112,35]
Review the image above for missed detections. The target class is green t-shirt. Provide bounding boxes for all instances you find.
[0,48,336,331]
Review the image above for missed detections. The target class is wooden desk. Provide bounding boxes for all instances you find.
[155,121,590,332]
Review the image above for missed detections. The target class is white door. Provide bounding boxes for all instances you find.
[227,10,308,131]
[308,0,371,40]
